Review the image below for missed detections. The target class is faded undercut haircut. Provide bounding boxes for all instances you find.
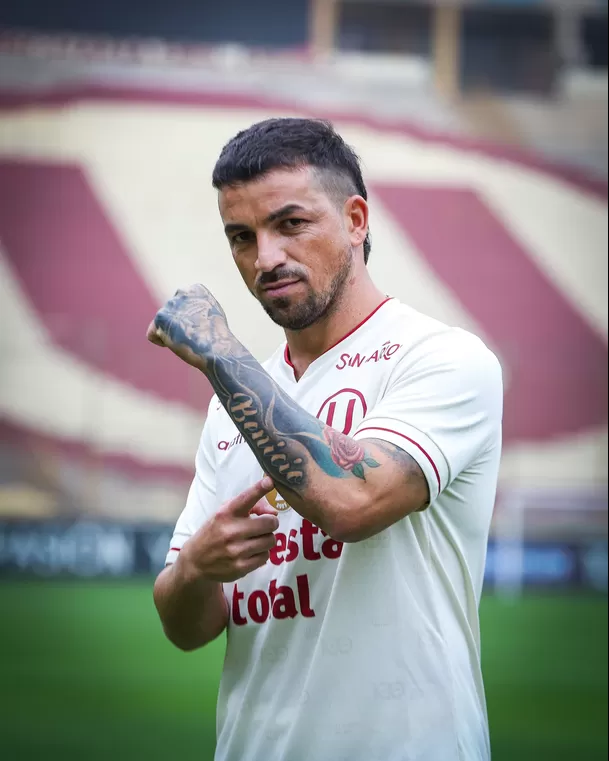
[212,117,372,264]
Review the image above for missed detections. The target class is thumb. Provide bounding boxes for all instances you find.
[228,477,275,517]
[146,319,166,347]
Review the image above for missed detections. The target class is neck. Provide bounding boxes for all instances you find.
[285,272,386,380]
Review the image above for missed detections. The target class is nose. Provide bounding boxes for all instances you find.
[255,233,288,273]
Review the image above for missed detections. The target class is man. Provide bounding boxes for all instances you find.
[149,118,503,761]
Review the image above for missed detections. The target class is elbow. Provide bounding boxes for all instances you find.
[164,629,207,653]
[161,621,223,652]
[152,569,225,653]
[321,495,374,545]
[156,612,206,652]
[165,632,201,653]
[321,492,423,544]
[329,522,374,544]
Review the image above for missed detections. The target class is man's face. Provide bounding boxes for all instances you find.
[218,167,364,331]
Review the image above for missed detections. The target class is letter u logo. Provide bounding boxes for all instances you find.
[316,389,367,436]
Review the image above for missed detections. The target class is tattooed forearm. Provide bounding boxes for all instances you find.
[203,338,381,495]
[150,285,430,533]
[151,288,348,494]
[365,439,430,510]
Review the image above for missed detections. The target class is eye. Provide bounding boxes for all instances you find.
[282,218,306,231]
[231,231,255,245]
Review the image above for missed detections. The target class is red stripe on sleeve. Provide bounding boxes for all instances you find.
[356,426,442,494]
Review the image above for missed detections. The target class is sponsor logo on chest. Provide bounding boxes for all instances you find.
[217,433,245,452]
[335,341,402,370]
[231,518,343,626]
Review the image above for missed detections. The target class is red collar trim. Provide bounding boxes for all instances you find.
[283,297,393,372]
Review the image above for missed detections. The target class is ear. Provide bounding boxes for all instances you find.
[344,196,369,250]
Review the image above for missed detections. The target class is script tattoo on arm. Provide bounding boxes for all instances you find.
[205,341,381,493]
[155,291,383,494]
[154,286,424,497]
[152,285,430,529]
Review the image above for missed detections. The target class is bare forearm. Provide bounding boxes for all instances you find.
[153,557,228,651]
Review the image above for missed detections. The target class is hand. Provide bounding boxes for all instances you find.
[146,284,233,370]
[178,477,278,584]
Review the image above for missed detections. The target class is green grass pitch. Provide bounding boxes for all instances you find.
[0,581,606,761]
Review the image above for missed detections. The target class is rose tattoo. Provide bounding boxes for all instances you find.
[324,428,380,481]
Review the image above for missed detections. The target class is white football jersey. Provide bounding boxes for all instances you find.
[166,297,503,761]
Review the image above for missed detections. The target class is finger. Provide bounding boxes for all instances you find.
[239,533,277,558]
[226,477,274,517]
[236,551,271,575]
[249,498,278,517]
[243,514,279,538]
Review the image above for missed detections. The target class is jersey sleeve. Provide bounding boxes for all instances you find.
[165,398,219,565]
[352,331,503,503]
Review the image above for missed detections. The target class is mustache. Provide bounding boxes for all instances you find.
[256,268,306,289]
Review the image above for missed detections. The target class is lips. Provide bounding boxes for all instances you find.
[261,279,301,297]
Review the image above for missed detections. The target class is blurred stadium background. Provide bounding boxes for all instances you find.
[0,1,607,760]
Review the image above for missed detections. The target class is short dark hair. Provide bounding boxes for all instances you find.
[212,118,371,263]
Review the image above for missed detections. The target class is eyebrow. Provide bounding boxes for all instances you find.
[224,204,307,236]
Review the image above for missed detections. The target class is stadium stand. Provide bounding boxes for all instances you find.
[0,4,606,569]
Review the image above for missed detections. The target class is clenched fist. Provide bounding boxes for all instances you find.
[147,284,234,370]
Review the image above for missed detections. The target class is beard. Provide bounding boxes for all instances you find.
[259,250,353,331]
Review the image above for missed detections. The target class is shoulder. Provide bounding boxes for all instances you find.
[386,301,503,387]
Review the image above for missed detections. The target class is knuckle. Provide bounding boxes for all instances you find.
[155,309,171,330]
[216,505,230,520]
[215,507,233,526]
[263,516,279,532]
[225,541,241,560]
[217,521,236,546]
